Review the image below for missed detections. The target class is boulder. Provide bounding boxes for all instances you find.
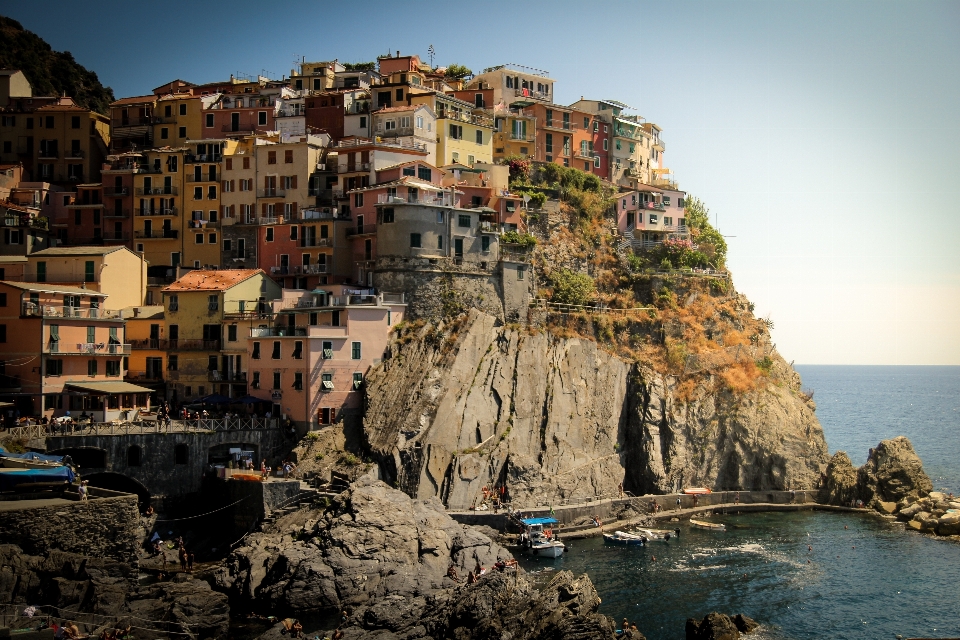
[898,502,923,520]
[686,613,741,640]
[877,501,898,515]
[857,437,932,507]
[217,476,512,613]
[733,614,760,634]
[936,512,960,536]
[817,451,858,506]
[907,520,923,532]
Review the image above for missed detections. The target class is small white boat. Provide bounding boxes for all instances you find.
[690,519,726,532]
[603,530,646,546]
[635,527,681,542]
[519,517,565,558]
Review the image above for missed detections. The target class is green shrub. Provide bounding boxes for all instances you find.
[500,230,537,247]
[550,269,595,306]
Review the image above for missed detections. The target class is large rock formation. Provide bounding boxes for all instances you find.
[0,545,228,640]
[686,613,760,640]
[363,310,828,508]
[819,437,933,508]
[337,570,615,640]
[817,451,859,505]
[215,475,511,613]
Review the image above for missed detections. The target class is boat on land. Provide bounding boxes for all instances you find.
[519,517,566,558]
[603,530,646,546]
[690,519,726,532]
[635,527,681,542]
[683,487,712,495]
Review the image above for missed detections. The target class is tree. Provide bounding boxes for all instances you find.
[444,64,473,79]
[682,196,727,267]
[342,61,375,72]
[550,269,596,306]
[503,155,530,184]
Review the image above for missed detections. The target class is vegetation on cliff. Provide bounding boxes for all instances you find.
[0,15,114,114]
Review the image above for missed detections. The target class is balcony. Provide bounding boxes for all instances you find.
[345,224,377,237]
[513,88,550,101]
[300,207,338,220]
[479,221,499,233]
[186,173,219,183]
[103,187,129,197]
[543,120,579,132]
[221,125,259,134]
[45,342,131,355]
[376,194,457,207]
[136,207,178,216]
[331,138,427,152]
[249,326,309,338]
[67,149,85,159]
[127,371,164,382]
[337,163,370,174]
[184,154,222,164]
[136,186,179,196]
[22,304,121,319]
[135,229,179,239]
[222,248,256,261]
[257,188,286,198]
[300,237,333,248]
[270,263,329,275]
[378,126,415,138]
[438,111,494,128]
[38,149,59,159]
[638,201,666,212]
[508,133,536,142]
[104,208,131,218]
[283,291,404,310]
[209,370,247,383]
[574,149,595,160]
[129,339,169,350]
[169,339,221,351]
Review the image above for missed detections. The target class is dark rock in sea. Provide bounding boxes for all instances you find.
[339,569,616,640]
[817,451,859,505]
[857,436,932,507]
[215,475,512,613]
[685,612,744,639]
[732,614,759,633]
[0,544,228,640]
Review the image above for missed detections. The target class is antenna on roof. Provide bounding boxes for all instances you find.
[427,45,435,69]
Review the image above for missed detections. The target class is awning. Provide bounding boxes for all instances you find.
[65,381,154,394]
[520,517,558,526]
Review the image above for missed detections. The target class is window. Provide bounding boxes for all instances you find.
[545,133,553,154]
[251,371,260,389]
[351,341,361,360]
[629,143,635,153]
[208,355,218,371]
[438,235,443,250]
[321,372,333,390]
[415,115,423,129]
[208,294,219,311]
[208,185,217,199]
[417,166,431,181]
[0,294,5,308]
[268,151,277,165]
[400,116,411,128]
[384,119,396,131]
[381,208,394,223]
[70,115,81,129]
[259,111,268,125]
[402,165,415,177]
[272,341,281,359]
[563,136,571,156]
[273,372,281,389]
[193,186,202,200]
[88,360,98,376]
[482,236,490,253]
[228,325,238,342]
[678,198,686,208]
[205,113,214,128]
[266,227,274,242]
[293,340,303,359]
[410,233,421,248]
[178,126,186,138]
[594,156,600,168]
[294,372,303,390]
[354,192,363,208]
[649,214,658,224]
[45,358,62,376]
[437,211,444,223]
[320,340,333,359]
[458,214,471,228]
[168,355,178,371]
[160,127,169,139]
[209,233,217,244]
[395,89,403,101]
[106,361,120,377]
[175,444,188,465]
[195,233,204,244]
[517,266,526,280]
[449,124,463,140]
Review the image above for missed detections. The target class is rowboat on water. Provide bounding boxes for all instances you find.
[635,527,681,542]
[690,519,726,532]
[603,530,646,546]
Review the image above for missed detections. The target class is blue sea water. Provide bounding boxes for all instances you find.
[518,366,960,639]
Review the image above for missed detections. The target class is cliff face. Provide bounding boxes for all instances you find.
[364,309,828,508]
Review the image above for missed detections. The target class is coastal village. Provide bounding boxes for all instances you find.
[0,40,956,640]
[0,55,681,429]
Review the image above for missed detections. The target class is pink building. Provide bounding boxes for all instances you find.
[616,185,688,249]
[245,286,405,428]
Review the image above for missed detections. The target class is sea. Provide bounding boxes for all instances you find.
[518,366,960,640]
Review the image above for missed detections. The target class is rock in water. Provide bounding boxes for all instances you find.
[858,436,932,507]
[686,612,742,639]
[216,475,511,612]
[817,451,859,505]
[732,614,760,633]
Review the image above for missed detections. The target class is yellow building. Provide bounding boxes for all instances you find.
[24,245,147,310]
[122,305,166,400]
[491,109,537,162]
[410,92,493,167]
[182,139,237,268]
[152,94,208,147]
[161,269,280,403]
[132,148,186,268]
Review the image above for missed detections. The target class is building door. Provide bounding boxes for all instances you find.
[356,215,363,233]
[143,220,152,237]
[364,239,372,260]
[231,112,240,132]
[114,222,123,239]
[150,324,160,348]
[454,238,464,258]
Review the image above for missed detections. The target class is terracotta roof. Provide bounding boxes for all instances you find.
[35,103,86,112]
[374,105,422,114]
[31,246,127,257]
[163,269,262,292]
[110,95,157,106]
[0,163,21,171]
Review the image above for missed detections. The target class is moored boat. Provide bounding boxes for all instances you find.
[690,519,726,532]
[519,517,565,558]
[635,527,681,542]
[603,530,646,545]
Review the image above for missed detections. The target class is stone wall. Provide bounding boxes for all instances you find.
[0,488,140,564]
[45,429,290,498]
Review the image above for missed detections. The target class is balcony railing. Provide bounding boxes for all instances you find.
[45,342,131,355]
[337,163,370,174]
[22,304,120,319]
[257,188,286,198]
[103,187,129,197]
[543,120,580,131]
[134,229,179,239]
[168,339,221,351]
[184,154,222,164]
[638,201,667,212]
[38,149,59,159]
[116,117,153,126]
[283,292,405,309]
[513,88,550,101]
[136,186,178,196]
[331,138,427,152]
[209,370,247,382]
[438,111,494,127]
[222,249,257,261]
[270,263,329,275]
[67,149,85,159]
[249,326,309,337]
[127,371,164,381]
[345,224,377,237]
[300,237,333,248]
[137,207,178,216]
[104,208,131,218]
[574,149,595,159]
[186,174,219,183]
[509,133,536,142]
[221,125,260,134]
[129,339,169,350]
[377,126,415,138]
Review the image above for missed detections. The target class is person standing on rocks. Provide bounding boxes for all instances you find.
[676,496,682,510]
[618,482,624,499]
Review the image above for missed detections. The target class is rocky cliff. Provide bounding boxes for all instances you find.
[363,309,828,508]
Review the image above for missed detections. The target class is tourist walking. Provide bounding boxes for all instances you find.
[78,480,89,501]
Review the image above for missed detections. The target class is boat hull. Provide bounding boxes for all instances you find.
[531,542,565,558]
[690,519,726,531]
[603,532,645,546]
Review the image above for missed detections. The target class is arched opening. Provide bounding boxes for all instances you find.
[208,442,258,468]
[174,443,189,465]
[127,445,142,467]
[48,447,107,469]
[83,472,151,505]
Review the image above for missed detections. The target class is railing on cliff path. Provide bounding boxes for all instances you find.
[9,417,280,439]
[530,298,654,316]
[681,342,775,376]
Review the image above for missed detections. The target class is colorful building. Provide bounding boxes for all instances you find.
[25,245,147,310]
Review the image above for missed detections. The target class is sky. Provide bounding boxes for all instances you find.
[3,0,959,364]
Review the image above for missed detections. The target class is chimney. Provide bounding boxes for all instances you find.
[396,50,400,58]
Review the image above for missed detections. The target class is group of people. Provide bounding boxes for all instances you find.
[447,558,518,585]
[150,534,194,577]
[619,618,643,637]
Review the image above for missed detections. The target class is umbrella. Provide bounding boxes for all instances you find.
[200,394,232,404]
[235,395,266,404]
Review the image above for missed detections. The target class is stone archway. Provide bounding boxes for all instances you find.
[47,446,107,470]
[82,471,151,505]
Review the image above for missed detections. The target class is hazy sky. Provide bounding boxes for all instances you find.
[4,0,958,364]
